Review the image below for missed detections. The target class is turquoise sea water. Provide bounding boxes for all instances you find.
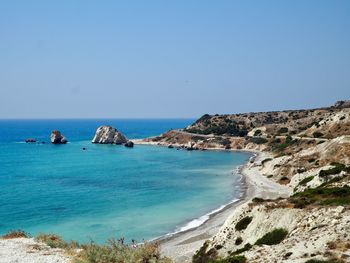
[0,119,250,243]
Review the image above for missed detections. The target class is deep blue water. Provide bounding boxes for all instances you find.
[0,119,250,243]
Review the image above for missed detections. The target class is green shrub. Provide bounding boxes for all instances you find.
[261,158,272,165]
[278,127,289,134]
[252,197,265,202]
[319,175,347,187]
[254,130,262,136]
[272,136,296,151]
[305,259,344,263]
[186,118,248,137]
[291,186,350,207]
[255,228,288,246]
[235,216,253,231]
[319,163,349,178]
[230,243,252,255]
[298,176,314,186]
[250,137,268,144]
[210,255,247,263]
[313,131,324,138]
[193,241,218,263]
[235,237,243,245]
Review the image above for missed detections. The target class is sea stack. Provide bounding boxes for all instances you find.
[50,130,68,144]
[92,126,128,144]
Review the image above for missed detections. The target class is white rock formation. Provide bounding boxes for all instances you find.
[92,126,128,144]
[207,202,350,262]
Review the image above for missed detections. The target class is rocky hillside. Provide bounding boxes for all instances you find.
[184,101,350,140]
[142,100,350,263]
[193,153,350,263]
[143,102,349,156]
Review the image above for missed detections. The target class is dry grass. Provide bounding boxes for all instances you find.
[34,233,172,263]
[75,239,172,263]
[2,230,29,239]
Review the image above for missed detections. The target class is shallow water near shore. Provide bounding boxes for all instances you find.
[0,119,250,243]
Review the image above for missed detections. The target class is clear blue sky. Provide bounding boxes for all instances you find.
[0,0,349,118]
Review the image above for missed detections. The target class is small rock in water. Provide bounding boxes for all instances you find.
[82,147,87,150]
[168,145,174,148]
[25,138,36,143]
[50,130,68,144]
[124,141,134,148]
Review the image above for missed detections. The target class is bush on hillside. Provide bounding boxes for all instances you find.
[253,130,262,136]
[210,255,247,263]
[305,259,344,263]
[261,158,272,165]
[192,241,218,263]
[291,186,350,207]
[255,228,288,246]
[250,137,268,144]
[235,216,253,231]
[278,127,289,134]
[230,243,252,255]
[313,131,324,138]
[298,176,314,186]
[319,163,349,178]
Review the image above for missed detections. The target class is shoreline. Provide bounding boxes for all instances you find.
[134,141,292,262]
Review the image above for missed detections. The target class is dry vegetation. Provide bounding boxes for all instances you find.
[1,232,172,263]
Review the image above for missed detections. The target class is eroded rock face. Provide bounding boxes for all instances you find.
[50,130,68,144]
[91,126,128,144]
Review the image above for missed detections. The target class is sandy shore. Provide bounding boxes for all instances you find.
[158,151,292,263]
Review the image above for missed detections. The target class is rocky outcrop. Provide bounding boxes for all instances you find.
[124,141,134,148]
[91,126,128,144]
[50,131,68,144]
[334,100,350,109]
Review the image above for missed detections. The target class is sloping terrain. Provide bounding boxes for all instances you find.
[143,100,350,263]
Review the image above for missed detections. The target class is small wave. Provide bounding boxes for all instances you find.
[160,198,240,239]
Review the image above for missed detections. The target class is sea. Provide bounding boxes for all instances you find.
[0,119,251,243]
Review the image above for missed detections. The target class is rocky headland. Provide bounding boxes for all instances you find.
[138,100,350,263]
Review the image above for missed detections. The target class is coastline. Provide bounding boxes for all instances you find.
[144,145,292,263]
